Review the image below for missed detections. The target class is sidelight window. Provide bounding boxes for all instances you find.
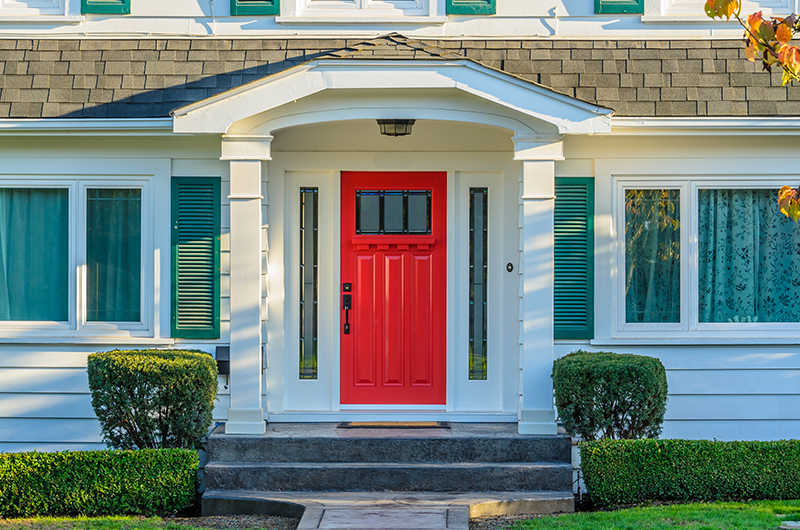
[300,187,319,380]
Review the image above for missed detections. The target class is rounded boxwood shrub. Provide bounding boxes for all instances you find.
[88,349,218,450]
[553,350,667,440]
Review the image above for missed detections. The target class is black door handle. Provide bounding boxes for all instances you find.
[343,294,352,334]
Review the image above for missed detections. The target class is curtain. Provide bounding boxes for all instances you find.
[625,189,681,323]
[86,188,141,322]
[698,189,800,323]
[0,188,69,321]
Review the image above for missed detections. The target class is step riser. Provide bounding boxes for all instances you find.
[207,438,571,464]
[205,465,572,492]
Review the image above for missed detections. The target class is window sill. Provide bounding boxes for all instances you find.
[275,15,448,24]
[640,14,740,23]
[0,337,175,345]
[593,337,800,346]
[0,15,85,23]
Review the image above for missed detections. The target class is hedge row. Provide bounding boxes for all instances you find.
[0,449,198,517]
[581,439,800,506]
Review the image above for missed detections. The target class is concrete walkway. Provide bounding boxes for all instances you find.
[203,490,574,529]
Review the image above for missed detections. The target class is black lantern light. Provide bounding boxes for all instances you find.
[377,119,415,137]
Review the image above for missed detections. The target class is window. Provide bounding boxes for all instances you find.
[0,0,65,15]
[616,179,800,336]
[0,180,149,333]
[299,187,318,380]
[468,187,488,380]
[81,0,129,14]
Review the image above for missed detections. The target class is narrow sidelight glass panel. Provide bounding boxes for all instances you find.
[356,191,380,234]
[87,188,142,322]
[0,188,69,321]
[469,188,488,380]
[300,188,319,380]
[625,189,680,323]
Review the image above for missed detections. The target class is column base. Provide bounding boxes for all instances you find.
[225,408,266,435]
[518,408,558,435]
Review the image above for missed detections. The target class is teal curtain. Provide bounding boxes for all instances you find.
[86,189,141,322]
[698,189,800,323]
[0,188,69,321]
[625,189,681,323]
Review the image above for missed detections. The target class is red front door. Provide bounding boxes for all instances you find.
[340,171,447,405]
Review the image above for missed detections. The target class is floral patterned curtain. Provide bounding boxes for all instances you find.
[698,189,800,323]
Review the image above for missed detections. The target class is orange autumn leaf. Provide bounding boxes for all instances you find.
[748,10,765,31]
[779,43,800,67]
[745,38,757,61]
[777,22,793,44]
[780,186,800,221]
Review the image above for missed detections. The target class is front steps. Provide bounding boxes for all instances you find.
[202,423,574,516]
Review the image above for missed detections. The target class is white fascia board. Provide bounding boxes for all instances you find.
[172,59,613,136]
[0,118,175,136]
[612,116,800,135]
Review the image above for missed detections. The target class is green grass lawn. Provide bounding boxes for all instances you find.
[515,500,800,529]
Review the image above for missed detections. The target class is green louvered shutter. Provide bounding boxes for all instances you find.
[172,177,221,339]
[446,0,495,14]
[230,0,279,15]
[554,177,594,340]
[594,0,643,14]
[82,0,130,14]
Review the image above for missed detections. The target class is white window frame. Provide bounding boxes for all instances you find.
[277,0,446,23]
[642,0,796,22]
[0,177,154,336]
[0,0,65,15]
[613,175,800,339]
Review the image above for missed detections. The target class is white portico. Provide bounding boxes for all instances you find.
[172,57,612,435]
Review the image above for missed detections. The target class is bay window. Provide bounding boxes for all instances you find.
[0,179,149,333]
[617,179,800,336]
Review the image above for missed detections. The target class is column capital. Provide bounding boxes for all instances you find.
[512,135,564,161]
[221,134,274,161]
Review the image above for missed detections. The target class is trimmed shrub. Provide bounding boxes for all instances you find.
[581,439,800,506]
[553,350,667,440]
[88,349,218,450]
[0,449,198,517]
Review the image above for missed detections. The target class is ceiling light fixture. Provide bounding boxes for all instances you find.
[377,119,416,137]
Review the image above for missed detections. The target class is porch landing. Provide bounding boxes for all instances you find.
[202,423,574,525]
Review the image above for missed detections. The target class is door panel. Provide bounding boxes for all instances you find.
[340,171,447,405]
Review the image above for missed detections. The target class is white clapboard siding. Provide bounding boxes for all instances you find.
[0,393,96,419]
[0,368,89,394]
[668,370,800,395]
[0,348,92,368]
[662,420,800,441]
[665,395,800,421]
[1,418,102,443]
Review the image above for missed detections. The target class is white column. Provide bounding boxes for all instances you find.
[514,136,563,435]
[221,135,272,435]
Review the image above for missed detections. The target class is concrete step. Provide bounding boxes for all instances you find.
[207,425,571,464]
[204,461,572,492]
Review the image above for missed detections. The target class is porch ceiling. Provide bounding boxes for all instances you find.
[171,59,613,137]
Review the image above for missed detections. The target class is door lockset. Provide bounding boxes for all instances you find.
[343,294,352,334]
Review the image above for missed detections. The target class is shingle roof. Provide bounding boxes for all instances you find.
[0,34,793,119]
